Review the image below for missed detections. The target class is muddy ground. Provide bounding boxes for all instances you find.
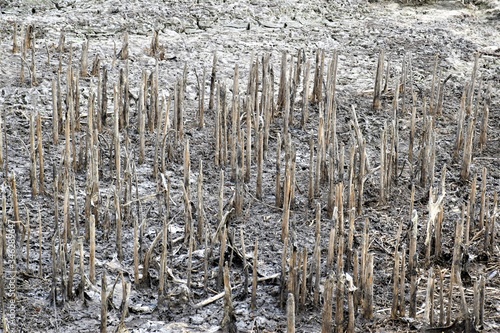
[0,0,499,332]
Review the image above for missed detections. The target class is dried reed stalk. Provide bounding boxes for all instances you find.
[100,271,107,333]
[424,267,435,326]
[287,293,296,333]
[209,52,217,110]
[89,215,96,284]
[301,59,311,129]
[479,167,487,231]
[313,202,321,307]
[221,263,237,333]
[276,133,283,208]
[199,66,206,129]
[321,274,334,333]
[183,139,192,243]
[80,39,89,77]
[251,239,258,310]
[373,50,384,110]
[364,253,374,319]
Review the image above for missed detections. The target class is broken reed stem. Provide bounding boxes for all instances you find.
[138,71,146,164]
[364,253,374,319]
[89,215,96,284]
[451,204,464,284]
[353,250,360,313]
[256,125,263,200]
[262,55,272,152]
[36,112,44,193]
[357,140,366,215]
[336,188,345,329]
[197,159,205,242]
[245,95,252,183]
[221,263,237,333]
[437,269,445,326]
[281,151,292,242]
[429,55,439,114]
[435,207,444,259]
[29,112,38,196]
[277,51,287,111]
[327,225,336,272]
[399,245,406,317]
[301,59,311,129]
[488,192,497,252]
[373,50,384,110]
[276,133,283,208]
[25,208,31,273]
[118,274,131,329]
[308,134,315,206]
[215,82,221,166]
[460,111,475,181]
[313,202,321,307]
[473,275,485,329]
[158,214,168,296]
[467,53,480,115]
[347,201,355,271]
[289,246,299,313]
[0,107,3,169]
[314,106,324,197]
[11,174,20,232]
[30,32,37,86]
[209,52,217,110]
[203,228,210,292]
[321,274,334,333]
[199,66,206,129]
[153,97,164,179]
[120,31,129,60]
[220,82,228,163]
[12,22,19,53]
[391,251,400,319]
[380,123,387,204]
[217,169,224,241]
[287,293,296,333]
[300,248,308,309]
[235,147,243,216]
[468,175,477,242]
[479,167,487,231]
[177,67,186,141]
[81,39,89,77]
[187,221,194,289]
[217,225,227,290]
[425,267,435,327]
[100,67,108,130]
[425,164,447,266]
[20,43,26,84]
[454,86,467,160]
[63,172,71,252]
[312,49,324,104]
[100,271,107,333]
[251,239,258,311]
[183,139,192,243]
[280,234,289,308]
[409,103,416,180]
[133,216,139,284]
[347,274,355,333]
[115,186,123,261]
[68,239,76,300]
[141,230,163,285]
